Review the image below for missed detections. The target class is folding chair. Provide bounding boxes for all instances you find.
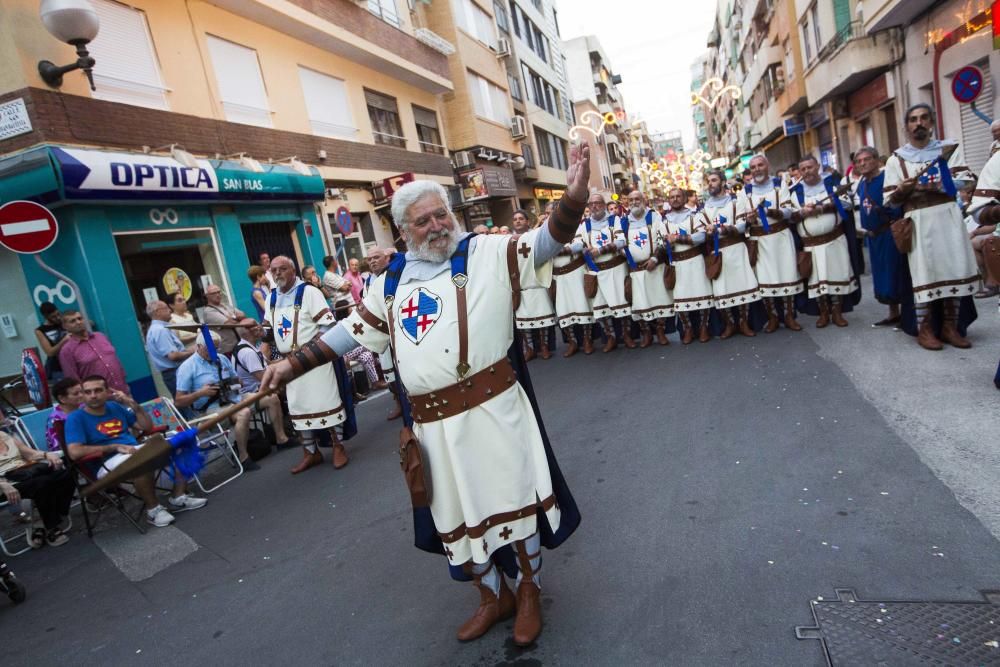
[155,397,243,494]
[0,423,34,557]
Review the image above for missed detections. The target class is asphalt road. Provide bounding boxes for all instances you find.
[3,278,999,666]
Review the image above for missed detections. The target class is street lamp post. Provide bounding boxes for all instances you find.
[37,0,101,91]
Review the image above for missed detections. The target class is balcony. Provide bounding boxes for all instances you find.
[741,43,783,102]
[748,102,782,150]
[804,21,894,105]
[863,0,938,33]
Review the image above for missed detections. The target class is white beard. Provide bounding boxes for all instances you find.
[412,229,460,263]
[590,210,608,222]
[630,206,645,218]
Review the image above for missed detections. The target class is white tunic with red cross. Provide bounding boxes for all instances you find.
[701,193,760,308]
[624,210,673,321]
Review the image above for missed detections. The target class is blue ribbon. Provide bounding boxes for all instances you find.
[756,200,772,233]
[823,177,849,222]
[200,323,218,362]
[620,216,637,270]
[583,218,600,272]
[165,428,205,480]
[712,225,720,256]
[937,156,957,198]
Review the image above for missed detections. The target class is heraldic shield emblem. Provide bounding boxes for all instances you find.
[397,287,443,345]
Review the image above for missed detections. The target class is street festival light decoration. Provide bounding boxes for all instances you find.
[38,0,101,91]
[569,109,625,141]
[691,77,742,109]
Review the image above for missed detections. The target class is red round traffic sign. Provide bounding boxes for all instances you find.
[0,200,59,254]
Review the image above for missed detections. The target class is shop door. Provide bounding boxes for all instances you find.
[241,221,300,271]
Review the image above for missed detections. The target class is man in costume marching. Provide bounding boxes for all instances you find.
[663,187,714,343]
[582,192,634,351]
[261,147,588,647]
[701,170,760,337]
[622,190,672,347]
[884,103,979,350]
[787,155,860,328]
[746,155,803,332]
[511,209,556,360]
[551,212,595,357]
[266,257,355,473]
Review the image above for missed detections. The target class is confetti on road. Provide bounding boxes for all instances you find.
[880,492,889,496]
[136,649,142,654]
[985,640,999,648]
[767,560,774,565]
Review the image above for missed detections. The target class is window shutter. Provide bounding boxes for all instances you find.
[412,106,438,128]
[299,67,357,139]
[88,0,168,110]
[206,36,272,127]
[960,62,994,174]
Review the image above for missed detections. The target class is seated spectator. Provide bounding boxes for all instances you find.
[971,222,999,298]
[66,376,207,527]
[247,265,269,321]
[233,322,295,448]
[145,300,195,397]
[166,291,198,347]
[45,377,83,452]
[202,285,246,356]
[34,302,68,381]
[59,311,130,394]
[321,255,353,318]
[175,331,257,470]
[0,420,74,547]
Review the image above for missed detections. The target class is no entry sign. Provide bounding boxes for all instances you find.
[0,200,59,254]
[952,66,984,104]
[335,206,354,236]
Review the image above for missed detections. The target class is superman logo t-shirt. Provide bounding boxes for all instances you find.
[65,401,139,450]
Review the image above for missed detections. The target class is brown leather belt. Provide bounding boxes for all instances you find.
[749,220,791,236]
[409,358,517,424]
[716,235,746,249]
[904,192,957,213]
[975,188,1000,199]
[553,255,586,275]
[594,255,625,271]
[801,226,844,248]
[671,246,702,262]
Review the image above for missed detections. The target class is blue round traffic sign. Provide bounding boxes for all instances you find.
[952,66,984,104]
[335,206,354,236]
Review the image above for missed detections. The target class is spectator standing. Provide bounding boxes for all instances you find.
[58,311,129,394]
[232,322,295,447]
[34,302,68,381]
[202,285,246,356]
[145,300,195,397]
[166,292,198,346]
[44,378,83,452]
[0,424,74,547]
[247,265,269,320]
[302,265,322,288]
[258,252,277,290]
[321,255,354,318]
[66,376,207,527]
[345,258,365,305]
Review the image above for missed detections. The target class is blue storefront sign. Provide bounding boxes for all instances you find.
[783,117,806,137]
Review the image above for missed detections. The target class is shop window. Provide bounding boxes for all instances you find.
[365,89,406,148]
[241,222,300,274]
[87,0,169,110]
[299,67,358,140]
[413,105,444,154]
[206,36,272,128]
[467,71,509,124]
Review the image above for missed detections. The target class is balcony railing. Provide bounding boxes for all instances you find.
[817,20,864,62]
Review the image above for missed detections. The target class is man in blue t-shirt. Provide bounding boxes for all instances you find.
[65,375,207,527]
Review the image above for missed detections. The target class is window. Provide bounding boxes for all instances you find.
[365,89,406,148]
[299,67,357,139]
[367,0,400,27]
[509,0,521,37]
[521,143,535,169]
[508,72,523,101]
[801,20,813,62]
[521,64,559,118]
[533,25,547,62]
[494,1,509,33]
[453,0,497,48]
[87,0,168,110]
[811,4,822,52]
[534,127,567,169]
[413,105,444,154]
[466,71,509,124]
[206,36,271,127]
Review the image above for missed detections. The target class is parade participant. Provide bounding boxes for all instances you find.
[266,256,354,472]
[663,187,713,343]
[362,248,402,420]
[622,190,672,347]
[511,209,556,360]
[260,145,589,647]
[787,155,860,327]
[701,170,760,337]
[746,155,803,332]
[966,143,1000,300]
[582,193,634,351]
[884,103,979,349]
[854,147,905,325]
[551,208,595,357]
[990,119,1000,158]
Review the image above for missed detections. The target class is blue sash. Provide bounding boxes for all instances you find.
[748,183,773,233]
[583,217,611,272]
[823,175,849,222]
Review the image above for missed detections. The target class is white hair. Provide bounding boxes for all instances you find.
[749,153,769,166]
[195,330,222,347]
[145,300,165,318]
[390,180,450,231]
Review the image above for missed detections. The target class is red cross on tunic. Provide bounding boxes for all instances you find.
[401,297,420,319]
[713,215,725,227]
[417,314,434,333]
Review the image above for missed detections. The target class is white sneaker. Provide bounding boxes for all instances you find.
[147,505,175,527]
[168,494,207,512]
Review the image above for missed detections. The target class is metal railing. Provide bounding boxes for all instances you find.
[817,20,864,62]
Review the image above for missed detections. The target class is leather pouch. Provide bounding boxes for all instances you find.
[583,272,598,299]
[797,250,813,280]
[747,239,759,267]
[705,253,722,280]
[891,218,914,254]
[398,426,430,508]
[663,264,677,291]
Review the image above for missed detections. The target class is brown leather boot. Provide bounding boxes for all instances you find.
[739,306,755,337]
[940,299,971,348]
[562,337,578,358]
[639,321,653,348]
[456,566,516,642]
[831,299,848,327]
[679,314,694,344]
[522,335,536,361]
[764,299,779,333]
[783,298,802,331]
[386,395,402,421]
[332,442,349,469]
[537,332,552,360]
[816,297,830,328]
[655,320,669,345]
[621,319,637,349]
[290,448,323,474]
[582,327,595,355]
[698,313,710,343]
[601,320,617,353]
[719,310,735,339]
[513,581,542,647]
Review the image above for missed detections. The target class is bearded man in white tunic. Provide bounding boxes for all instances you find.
[511,209,556,360]
[266,256,349,473]
[551,211,595,356]
[746,155,804,333]
[701,170,760,338]
[622,189,672,346]
[787,155,859,328]
[261,147,589,648]
[663,188,714,344]
[884,103,979,350]
[582,193,635,351]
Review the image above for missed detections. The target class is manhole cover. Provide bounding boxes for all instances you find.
[795,588,1000,666]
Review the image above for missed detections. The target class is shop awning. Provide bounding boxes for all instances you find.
[0,145,325,205]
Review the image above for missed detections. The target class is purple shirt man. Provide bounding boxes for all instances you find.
[57,311,129,393]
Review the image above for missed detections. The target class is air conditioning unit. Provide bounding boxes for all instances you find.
[453,150,475,169]
[371,183,388,206]
[496,37,511,58]
[510,115,528,140]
